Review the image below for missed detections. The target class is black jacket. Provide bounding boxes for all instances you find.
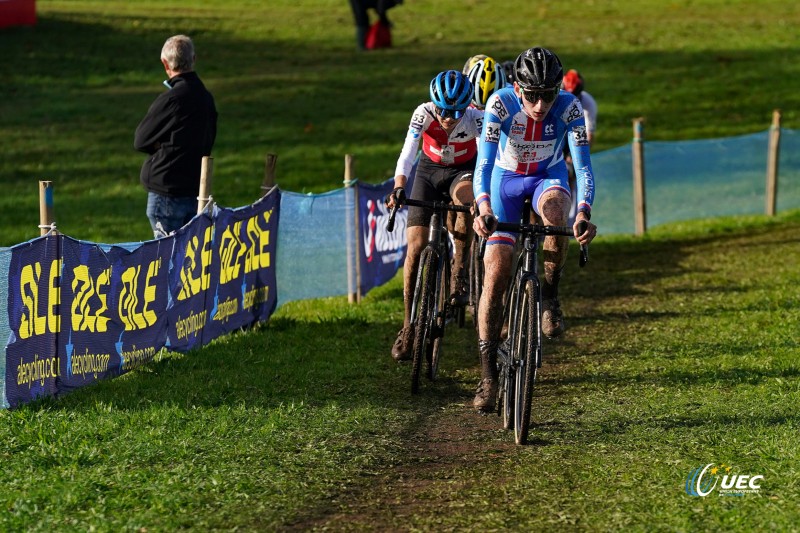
[134,71,217,197]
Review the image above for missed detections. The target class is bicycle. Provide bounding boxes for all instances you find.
[486,198,588,444]
[387,198,473,393]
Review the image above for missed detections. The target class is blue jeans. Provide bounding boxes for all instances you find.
[146,192,196,238]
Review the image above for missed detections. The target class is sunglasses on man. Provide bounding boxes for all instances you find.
[521,86,559,104]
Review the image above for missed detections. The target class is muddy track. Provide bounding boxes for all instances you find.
[286,381,515,532]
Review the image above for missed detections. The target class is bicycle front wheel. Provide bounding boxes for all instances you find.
[514,279,541,445]
[428,252,448,381]
[411,248,437,394]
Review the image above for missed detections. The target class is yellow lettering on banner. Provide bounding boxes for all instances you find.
[119,259,161,330]
[178,226,213,301]
[143,257,159,326]
[71,265,111,332]
[48,259,61,334]
[245,210,272,274]
[219,221,245,284]
[19,260,61,339]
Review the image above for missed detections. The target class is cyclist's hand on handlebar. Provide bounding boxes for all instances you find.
[384,187,406,209]
[573,212,597,246]
[473,205,497,239]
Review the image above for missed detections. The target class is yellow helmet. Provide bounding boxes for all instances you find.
[462,54,488,75]
[466,56,507,109]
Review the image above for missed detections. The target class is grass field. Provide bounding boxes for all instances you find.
[1,1,799,531]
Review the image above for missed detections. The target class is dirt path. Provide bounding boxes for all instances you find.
[287,386,515,532]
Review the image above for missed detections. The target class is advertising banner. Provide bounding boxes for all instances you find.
[167,212,216,352]
[5,236,60,407]
[357,180,408,296]
[203,191,279,340]
[57,237,172,395]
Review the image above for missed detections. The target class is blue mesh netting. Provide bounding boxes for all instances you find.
[591,129,800,235]
[276,188,350,307]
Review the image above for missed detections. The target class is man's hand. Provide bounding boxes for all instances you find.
[385,187,406,209]
[473,203,496,238]
[573,211,597,246]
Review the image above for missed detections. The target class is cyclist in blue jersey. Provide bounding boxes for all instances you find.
[386,70,483,362]
[471,47,598,411]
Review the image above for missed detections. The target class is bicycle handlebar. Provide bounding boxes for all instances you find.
[485,215,590,268]
[386,198,472,232]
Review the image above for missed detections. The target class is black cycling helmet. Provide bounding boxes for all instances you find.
[513,47,564,90]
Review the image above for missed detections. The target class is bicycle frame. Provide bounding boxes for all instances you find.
[387,198,472,392]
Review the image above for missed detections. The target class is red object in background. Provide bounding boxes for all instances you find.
[0,0,36,29]
[365,20,391,50]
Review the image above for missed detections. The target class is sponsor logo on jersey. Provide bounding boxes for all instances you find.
[510,121,525,137]
[562,100,583,124]
[491,97,508,120]
[508,139,555,163]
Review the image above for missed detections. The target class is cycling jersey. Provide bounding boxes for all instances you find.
[394,102,484,178]
[473,87,595,235]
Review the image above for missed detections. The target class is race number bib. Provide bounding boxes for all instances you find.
[440,145,454,165]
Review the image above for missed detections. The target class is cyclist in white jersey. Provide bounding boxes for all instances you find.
[386,70,483,362]
[471,47,598,411]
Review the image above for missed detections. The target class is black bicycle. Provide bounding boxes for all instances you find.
[388,198,472,393]
[487,199,588,444]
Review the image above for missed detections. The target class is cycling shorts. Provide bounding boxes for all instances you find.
[488,165,571,247]
[407,153,475,228]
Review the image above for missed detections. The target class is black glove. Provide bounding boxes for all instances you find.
[385,187,406,208]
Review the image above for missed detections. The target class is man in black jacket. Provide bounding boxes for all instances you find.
[135,34,217,238]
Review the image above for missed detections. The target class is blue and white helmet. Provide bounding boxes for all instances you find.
[429,70,473,119]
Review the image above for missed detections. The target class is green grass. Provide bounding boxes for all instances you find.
[1,1,800,530]
[2,211,798,531]
[1,0,798,245]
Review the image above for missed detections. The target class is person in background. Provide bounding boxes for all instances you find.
[471,47,597,411]
[385,70,483,362]
[349,0,403,50]
[561,68,597,218]
[134,34,217,238]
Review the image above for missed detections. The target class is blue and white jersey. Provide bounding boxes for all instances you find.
[473,87,595,215]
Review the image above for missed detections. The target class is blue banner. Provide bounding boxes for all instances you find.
[57,237,172,395]
[357,181,408,296]
[167,212,216,352]
[204,192,279,340]
[5,236,60,407]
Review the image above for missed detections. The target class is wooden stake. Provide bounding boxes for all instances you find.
[197,156,214,214]
[344,154,361,303]
[39,181,55,236]
[632,118,647,236]
[765,109,781,216]
[262,153,278,194]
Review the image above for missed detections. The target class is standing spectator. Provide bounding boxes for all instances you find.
[135,34,217,238]
[349,0,403,50]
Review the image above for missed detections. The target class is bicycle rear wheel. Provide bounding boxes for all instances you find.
[411,248,437,394]
[514,279,540,445]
